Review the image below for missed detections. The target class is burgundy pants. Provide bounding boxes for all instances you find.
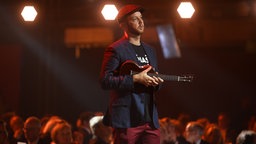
[113,123,160,144]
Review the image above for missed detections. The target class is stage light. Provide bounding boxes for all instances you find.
[177,2,195,19]
[21,5,37,22]
[101,4,118,20]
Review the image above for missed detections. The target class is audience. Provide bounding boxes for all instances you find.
[0,111,255,144]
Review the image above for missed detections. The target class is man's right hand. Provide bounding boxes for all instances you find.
[133,65,163,87]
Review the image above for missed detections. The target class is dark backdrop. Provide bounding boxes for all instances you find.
[0,0,255,130]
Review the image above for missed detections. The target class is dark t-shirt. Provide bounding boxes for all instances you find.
[132,44,152,123]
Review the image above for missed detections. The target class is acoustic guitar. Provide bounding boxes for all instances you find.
[120,60,193,82]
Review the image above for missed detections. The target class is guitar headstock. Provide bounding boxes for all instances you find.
[178,75,194,82]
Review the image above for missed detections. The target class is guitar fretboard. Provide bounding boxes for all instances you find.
[131,71,192,82]
[148,73,180,81]
[120,60,193,82]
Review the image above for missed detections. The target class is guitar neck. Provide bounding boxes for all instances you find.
[131,71,192,82]
[148,73,181,81]
[121,60,193,82]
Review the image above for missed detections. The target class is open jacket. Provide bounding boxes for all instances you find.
[99,37,160,128]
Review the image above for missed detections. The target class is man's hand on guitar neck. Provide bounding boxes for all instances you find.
[132,65,164,87]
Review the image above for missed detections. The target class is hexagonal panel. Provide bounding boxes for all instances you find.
[101,4,118,20]
[21,6,38,21]
[177,2,195,19]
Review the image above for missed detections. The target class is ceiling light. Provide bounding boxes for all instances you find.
[177,2,195,19]
[21,5,38,22]
[101,4,118,20]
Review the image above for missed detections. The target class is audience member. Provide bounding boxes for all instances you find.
[76,112,94,144]
[73,131,84,144]
[236,130,256,144]
[253,123,256,132]
[90,118,113,144]
[9,115,25,141]
[51,121,73,144]
[40,114,53,135]
[173,119,189,144]
[178,113,191,136]
[217,113,236,144]
[0,112,16,141]
[160,117,178,144]
[21,116,44,144]
[41,116,63,143]
[197,118,211,140]
[248,116,256,132]
[184,121,209,144]
[159,117,189,144]
[204,124,224,144]
[159,118,170,144]
[0,119,10,144]
[197,118,211,131]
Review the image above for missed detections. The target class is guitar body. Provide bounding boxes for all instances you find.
[120,60,193,82]
[120,60,155,75]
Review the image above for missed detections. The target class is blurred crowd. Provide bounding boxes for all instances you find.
[159,113,256,144]
[0,111,112,144]
[0,111,255,144]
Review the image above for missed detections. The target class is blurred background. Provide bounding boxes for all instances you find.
[0,0,255,129]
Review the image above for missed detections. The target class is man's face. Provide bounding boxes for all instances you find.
[125,11,144,36]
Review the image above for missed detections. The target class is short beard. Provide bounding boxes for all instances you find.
[127,25,143,36]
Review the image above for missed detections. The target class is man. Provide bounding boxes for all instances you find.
[184,121,209,144]
[99,4,164,144]
[22,116,43,144]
